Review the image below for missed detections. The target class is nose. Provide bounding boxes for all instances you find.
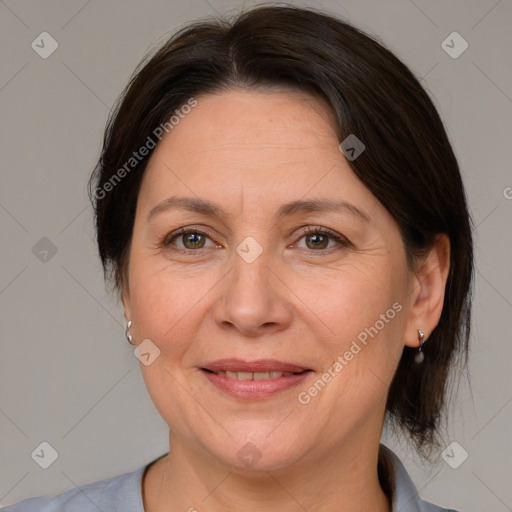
[213,241,294,338]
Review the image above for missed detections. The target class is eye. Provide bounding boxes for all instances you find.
[162,227,220,253]
[293,226,351,252]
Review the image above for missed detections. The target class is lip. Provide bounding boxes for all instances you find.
[201,369,312,400]
[202,359,310,373]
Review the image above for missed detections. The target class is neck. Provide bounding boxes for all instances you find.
[143,435,391,512]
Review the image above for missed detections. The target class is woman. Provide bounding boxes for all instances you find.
[3,5,473,511]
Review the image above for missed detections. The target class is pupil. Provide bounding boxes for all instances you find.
[308,234,327,249]
[185,233,204,248]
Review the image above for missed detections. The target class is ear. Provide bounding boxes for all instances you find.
[403,234,451,348]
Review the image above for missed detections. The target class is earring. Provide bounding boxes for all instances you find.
[125,320,134,345]
[415,329,425,363]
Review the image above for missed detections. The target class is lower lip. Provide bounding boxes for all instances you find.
[201,370,312,400]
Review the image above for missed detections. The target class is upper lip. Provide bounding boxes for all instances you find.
[201,359,310,373]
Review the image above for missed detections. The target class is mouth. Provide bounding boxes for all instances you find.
[199,359,313,399]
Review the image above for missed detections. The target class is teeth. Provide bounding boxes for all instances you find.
[214,371,296,380]
[254,372,270,380]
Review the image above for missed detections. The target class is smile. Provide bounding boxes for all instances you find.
[200,366,312,400]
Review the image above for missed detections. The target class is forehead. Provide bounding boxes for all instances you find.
[136,90,381,222]
[146,89,338,167]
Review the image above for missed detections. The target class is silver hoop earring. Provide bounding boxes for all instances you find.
[415,329,425,363]
[125,320,134,345]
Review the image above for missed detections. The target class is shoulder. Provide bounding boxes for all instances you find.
[379,444,461,512]
[1,464,147,512]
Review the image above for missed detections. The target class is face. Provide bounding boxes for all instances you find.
[122,89,419,472]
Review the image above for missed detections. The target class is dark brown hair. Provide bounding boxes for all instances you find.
[88,4,474,460]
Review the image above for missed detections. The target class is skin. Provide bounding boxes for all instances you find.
[121,89,450,511]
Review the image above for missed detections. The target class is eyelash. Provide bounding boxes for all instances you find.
[159,225,351,256]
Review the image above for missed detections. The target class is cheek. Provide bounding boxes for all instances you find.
[316,262,405,340]
[130,266,208,430]
[308,258,409,396]
[127,252,226,373]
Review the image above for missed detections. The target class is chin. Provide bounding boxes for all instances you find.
[201,431,308,474]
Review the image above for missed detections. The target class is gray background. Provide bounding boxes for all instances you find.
[1,0,511,510]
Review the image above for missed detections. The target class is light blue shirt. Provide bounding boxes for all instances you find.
[1,444,459,511]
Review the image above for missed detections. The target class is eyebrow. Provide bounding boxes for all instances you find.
[147,196,370,223]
